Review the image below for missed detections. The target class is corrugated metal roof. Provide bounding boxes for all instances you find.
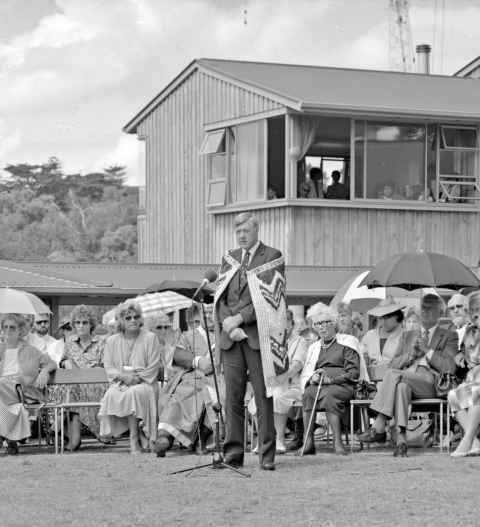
[198,58,480,120]
[0,260,369,298]
[124,58,480,133]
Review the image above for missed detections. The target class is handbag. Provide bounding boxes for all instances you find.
[435,372,459,398]
[354,380,377,400]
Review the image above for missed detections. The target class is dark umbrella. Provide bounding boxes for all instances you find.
[144,280,215,303]
[360,252,480,291]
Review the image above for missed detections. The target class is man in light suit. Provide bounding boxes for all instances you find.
[216,212,282,471]
[359,294,458,455]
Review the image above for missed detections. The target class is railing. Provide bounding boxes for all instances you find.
[439,174,480,202]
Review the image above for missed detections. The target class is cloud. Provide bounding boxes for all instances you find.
[92,135,143,185]
[1,0,478,182]
[0,121,21,159]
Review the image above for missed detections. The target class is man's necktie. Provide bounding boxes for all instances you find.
[239,250,250,290]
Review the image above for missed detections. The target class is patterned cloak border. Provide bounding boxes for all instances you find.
[213,252,289,397]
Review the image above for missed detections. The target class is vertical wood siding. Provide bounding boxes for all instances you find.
[138,70,282,263]
[213,206,480,267]
[213,208,293,263]
[289,207,480,267]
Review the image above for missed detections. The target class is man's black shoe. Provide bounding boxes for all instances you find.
[224,456,244,468]
[260,462,275,471]
[286,436,302,451]
[358,428,387,443]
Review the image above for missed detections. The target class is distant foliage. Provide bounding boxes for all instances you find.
[0,158,138,262]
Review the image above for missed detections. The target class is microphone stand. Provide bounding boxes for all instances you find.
[168,294,250,477]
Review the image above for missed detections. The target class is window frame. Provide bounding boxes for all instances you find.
[440,125,478,151]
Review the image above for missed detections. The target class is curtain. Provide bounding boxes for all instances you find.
[290,115,318,161]
[233,121,265,202]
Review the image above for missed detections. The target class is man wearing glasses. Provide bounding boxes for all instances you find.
[27,313,64,366]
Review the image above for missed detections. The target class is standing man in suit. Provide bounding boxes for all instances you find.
[359,294,458,456]
[214,212,287,471]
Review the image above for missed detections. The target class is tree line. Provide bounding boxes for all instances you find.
[0,157,138,262]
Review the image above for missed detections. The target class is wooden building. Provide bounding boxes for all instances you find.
[124,59,480,302]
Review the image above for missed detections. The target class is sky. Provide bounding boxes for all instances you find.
[0,0,479,185]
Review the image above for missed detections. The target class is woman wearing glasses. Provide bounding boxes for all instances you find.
[299,306,360,456]
[0,313,56,454]
[155,304,217,457]
[98,300,162,454]
[60,305,107,451]
[145,312,178,382]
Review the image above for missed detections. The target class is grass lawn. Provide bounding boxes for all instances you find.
[0,443,478,527]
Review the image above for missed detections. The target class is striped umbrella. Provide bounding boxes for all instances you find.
[102,290,192,325]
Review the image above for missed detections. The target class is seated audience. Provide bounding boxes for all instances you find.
[449,292,480,457]
[27,313,64,366]
[98,301,162,455]
[300,306,360,455]
[61,305,107,451]
[325,170,348,199]
[360,297,405,380]
[299,177,318,198]
[404,306,422,332]
[447,293,470,350]
[155,304,218,457]
[271,309,309,453]
[0,314,56,454]
[55,318,73,342]
[359,294,457,456]
[309,167,324,197]
[267,187,278,200]
[145,312,178,382]
[377,183,403,200]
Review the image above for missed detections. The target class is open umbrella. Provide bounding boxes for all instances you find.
[360,252,480,291]
[330,271,452,312]
[0,288,51,315]
[102,290,193,325]
[145,279,215,303]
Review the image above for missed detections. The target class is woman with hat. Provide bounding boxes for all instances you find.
[360,296,405,381]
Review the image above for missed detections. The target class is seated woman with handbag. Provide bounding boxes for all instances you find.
[449,291,480,458]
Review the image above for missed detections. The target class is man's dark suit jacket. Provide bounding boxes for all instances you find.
[217,242,282,352]
[390,326,458,377]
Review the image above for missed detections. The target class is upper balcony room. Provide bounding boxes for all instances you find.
[124,58,480,269]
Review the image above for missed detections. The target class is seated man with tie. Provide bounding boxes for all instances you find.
[359,294,458,457]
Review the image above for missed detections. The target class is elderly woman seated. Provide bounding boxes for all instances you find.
[449,292,480,457]
[145,312,178,383]
[98,301,162,454]
[155,304,218,457]
[0,313,56,454]
[300,306,360,455]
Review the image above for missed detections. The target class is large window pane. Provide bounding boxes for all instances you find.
[354,121,365,198]
[232,121,265,202]
[267,116,285,199]
[365,123,425,199]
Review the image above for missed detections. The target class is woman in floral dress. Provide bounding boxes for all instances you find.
[62,305,107,450]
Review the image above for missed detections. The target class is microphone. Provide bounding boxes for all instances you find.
[192,270,218,301]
